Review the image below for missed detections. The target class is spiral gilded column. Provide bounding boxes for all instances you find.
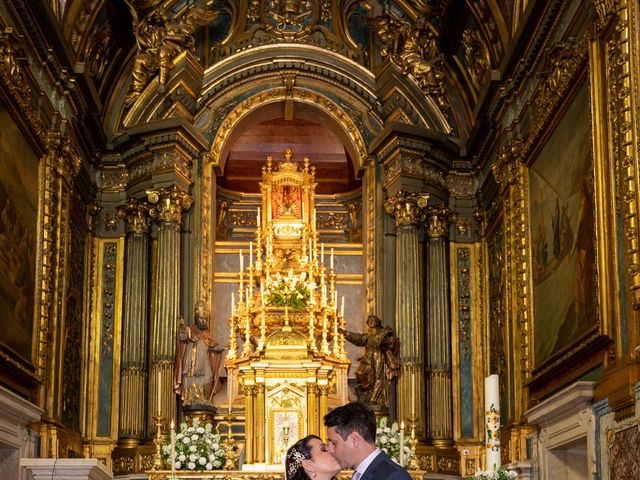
[425,205,453,446]
[117,199,151,443]
[146,186,192,435]
[384,191,428,433]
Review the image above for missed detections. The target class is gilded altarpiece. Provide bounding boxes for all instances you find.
[225,152,350,470]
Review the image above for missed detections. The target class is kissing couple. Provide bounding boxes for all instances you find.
[285,402,412,480]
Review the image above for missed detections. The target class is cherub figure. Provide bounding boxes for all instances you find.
[124,3,218,105]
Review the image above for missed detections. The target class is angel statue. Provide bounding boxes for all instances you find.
[124,2,218,105]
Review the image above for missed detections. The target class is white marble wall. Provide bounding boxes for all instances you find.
[0,385,43,480]
[525,381,596,480]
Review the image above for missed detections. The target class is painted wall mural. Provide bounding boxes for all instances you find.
[0,104,37,362]
[529,84,597,366]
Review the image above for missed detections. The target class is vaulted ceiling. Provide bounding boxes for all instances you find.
[47,0,517,157]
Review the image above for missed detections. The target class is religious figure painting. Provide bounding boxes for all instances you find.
[272,183,302,219]
[0,105,37,362]
[529,84,597,366]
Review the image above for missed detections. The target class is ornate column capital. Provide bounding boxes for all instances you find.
[117,198,152,234]
[384,190,430,227]
[147,185,192,224]
[426,205,454,239]
[491,139,524,190]
[44,131,82,181]
[591,0,618,29]
[85,200,102,233]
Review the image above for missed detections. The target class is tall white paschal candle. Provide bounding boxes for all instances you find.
[484,374,501,471]
[399,421,405,466]
[410,371,416,417]
[157,370,161,415]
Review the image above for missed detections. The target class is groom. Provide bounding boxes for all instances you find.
[324,402,412,480]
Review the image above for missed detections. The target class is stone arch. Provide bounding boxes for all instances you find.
[203,87,369,173]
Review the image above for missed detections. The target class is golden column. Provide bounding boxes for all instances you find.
[147,185,192,434]
[425,205,454,446]
[306,384,318,436]
[243,383,255,463]
[38,132,81,457]
[318,385,329,439]
[117,199,151,442]
[255,382,266,463]
[384,191,428,431]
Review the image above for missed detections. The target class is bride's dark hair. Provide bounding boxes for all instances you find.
[285,435,322,480]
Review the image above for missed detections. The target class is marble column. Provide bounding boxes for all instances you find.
[117,199,151,442]
[425,205,453,446]
[147,186,192,435]
[384,191,428,432]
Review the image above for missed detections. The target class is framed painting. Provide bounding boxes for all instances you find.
[528,83,599,368]
[0,103,39,393]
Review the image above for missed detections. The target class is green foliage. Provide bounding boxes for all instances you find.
[264,271,311,310]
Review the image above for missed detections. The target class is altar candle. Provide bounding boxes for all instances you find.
[157,370,161,415]
[250,241,253,267]
[340,296,344,318]
[321,243,325,265]
[231,292,235,316]
[239,249,243,272]
[257,207,261,226]
[330,248,334,270]
[411,372,416,417]
[170,419,176,476]
[399,421,405,466]
[260,284,265,304]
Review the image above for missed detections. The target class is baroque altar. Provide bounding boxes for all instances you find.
[225,149,350,470]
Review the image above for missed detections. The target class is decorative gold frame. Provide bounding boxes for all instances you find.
[494,60,617,407]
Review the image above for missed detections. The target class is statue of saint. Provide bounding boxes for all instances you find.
[174,301,226,406]
[340,315,400,409]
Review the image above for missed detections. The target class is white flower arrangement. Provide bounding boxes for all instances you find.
[375,417,413,465]
[264,270,311,310]
[469,468,518,480]
[162,418,225,471]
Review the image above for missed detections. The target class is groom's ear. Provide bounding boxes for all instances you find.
[349,431,362,447]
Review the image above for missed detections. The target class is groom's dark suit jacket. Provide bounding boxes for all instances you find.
[359,451,412,480]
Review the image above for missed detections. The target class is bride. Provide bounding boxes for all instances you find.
[286,435,342,480]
